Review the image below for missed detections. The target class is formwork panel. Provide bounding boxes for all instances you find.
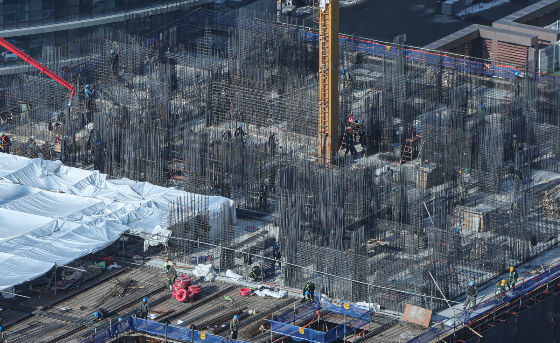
[540,296,555,342]
[502,316,516,343]
[517,306,539,343]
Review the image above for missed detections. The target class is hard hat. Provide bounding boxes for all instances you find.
[164,263,168,268]
[58,110,62,115]
[510,266,514,272]
[305,291,310,295]
[501,279,506,286]
[239,123,242,127]
[515,198,518,201]
[31,136,34,140]
[341,70,345,74]
[94,312,99,318]
[0,326,2,332]
[0,132,4,136]
[111,49,115,54]
[479,104,483,109]
[86,84,91,88]
[107,111,111,115]
[234,315,238,319]
[0,307,3,310]
[357,120,360,123]
[274,243,278,248]
[143,297,147,302]
[515,72,519,76]
[271,132,274,134]
[513,134,517,138]
[469,281,474,286]
[119,318,122,322]
[65,135,69,139]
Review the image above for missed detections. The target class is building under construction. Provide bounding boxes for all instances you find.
[2,6,560,317]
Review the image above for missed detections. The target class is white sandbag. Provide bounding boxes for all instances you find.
[226,269,244,280]
[204,272,216,282]
[355,302,380,312]
[254,288,288,298]
[107,262,121,270]
[193,264,213,277]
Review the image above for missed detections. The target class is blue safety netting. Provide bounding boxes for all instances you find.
[319,297,370,320]
[77,317,133,343]
[77,316,249,343]
[406,263,560,343]
[274,296,319,324]
[270,294,372,343]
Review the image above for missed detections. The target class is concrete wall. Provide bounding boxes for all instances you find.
[442,0,466,16]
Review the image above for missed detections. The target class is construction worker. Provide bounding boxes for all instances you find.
[20,101,29,123]
[165,263,177,291]
[140,297,150,319]
[0,307,3,326]
[234,124,245,139]
[110,49,119,75]
[507,266,518,290]
[343,129,357,157]
[495,279,507,302]
[85,84,93,101]
[57,110,65,124]
[464,281,478,310]
[0,133,11,154]
[249,263,262,280]
[0,325,6,343]
[230,314,240,339]
[514,72,521,97]
[303,282,315,300]
[26,136,37,156]
[511,197,519,212]
[85,84,94,123]
[269,132,276,155]
[273,243,281,268]
[258,183,268,211]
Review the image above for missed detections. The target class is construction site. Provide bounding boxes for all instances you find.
[2,1,560,342]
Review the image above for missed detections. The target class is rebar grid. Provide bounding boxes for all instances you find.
[1,8,560,313]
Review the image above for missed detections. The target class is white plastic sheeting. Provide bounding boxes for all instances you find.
[0,154,236,291]
[254,288,288,298]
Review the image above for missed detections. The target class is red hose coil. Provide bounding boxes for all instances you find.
[176,288,188,302]
[239,288,251,296]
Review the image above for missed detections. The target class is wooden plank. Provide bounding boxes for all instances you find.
[402,304,432,327]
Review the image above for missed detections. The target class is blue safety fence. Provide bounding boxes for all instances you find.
[274,296,319,324]
[319,297,370,320]
[269,293,372,343]
[77,316,250,343]
[405,263,560,343]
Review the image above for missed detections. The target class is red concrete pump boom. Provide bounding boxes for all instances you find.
[0,37,75,105]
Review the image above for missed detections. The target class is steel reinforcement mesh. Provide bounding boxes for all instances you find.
[2,8,560,314]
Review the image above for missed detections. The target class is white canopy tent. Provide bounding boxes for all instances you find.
[0,154,236,291]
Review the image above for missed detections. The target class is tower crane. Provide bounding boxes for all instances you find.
[315,0,339,163]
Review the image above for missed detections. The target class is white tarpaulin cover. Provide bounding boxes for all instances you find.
[0,154,236,291]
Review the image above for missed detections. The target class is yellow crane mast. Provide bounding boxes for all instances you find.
[316,0,339,163]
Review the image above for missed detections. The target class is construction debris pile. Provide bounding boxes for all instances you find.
[2,8,560,313]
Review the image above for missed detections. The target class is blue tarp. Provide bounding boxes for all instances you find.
[269,293,372,343]
[78,317,250,343]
